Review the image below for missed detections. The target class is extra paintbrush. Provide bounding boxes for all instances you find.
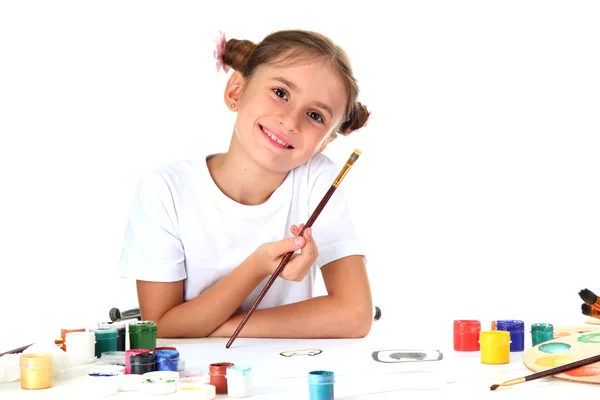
[490,352,600,390]
[226,149,362,349]
[579,288,600,312]
[582,304,600,319]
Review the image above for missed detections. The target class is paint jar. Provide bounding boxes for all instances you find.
[87,372,119,396]
[496,320,525,351]
[100,351,126,366]
[308,370,335,400]
[89,327,118,358]
[126,349,149,374]
[178,377,216,398]
[479,330,510,364]
[130,352,155,375]
[209,362,234,394]
[98,321,127,352]
[226,365,252,397]
[154,349,180,372]
[65,331,96,364]
[60,328,85,351]
[20,353,53,390]
[531,323,554,346]
[453,320,481,351]
[129,320,157,351]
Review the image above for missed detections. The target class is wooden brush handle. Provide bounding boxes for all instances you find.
[226,186,337,348]
[526,353,600,381]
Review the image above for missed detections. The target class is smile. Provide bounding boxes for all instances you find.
[260,125,294,149]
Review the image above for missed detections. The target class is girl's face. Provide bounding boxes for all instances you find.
[228,59,347,173]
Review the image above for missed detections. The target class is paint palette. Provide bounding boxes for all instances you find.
[523,326,600,384]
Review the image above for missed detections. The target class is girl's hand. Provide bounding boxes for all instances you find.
[252,224,318,282]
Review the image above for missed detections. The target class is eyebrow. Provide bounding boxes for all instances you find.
[272,76,334,118]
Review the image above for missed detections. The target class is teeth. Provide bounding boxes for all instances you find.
[262,126,290,147]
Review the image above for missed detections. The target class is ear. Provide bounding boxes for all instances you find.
[224,71,245,111]
[317,133,337,153]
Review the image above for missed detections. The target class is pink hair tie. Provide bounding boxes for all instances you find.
[213,30,230,73]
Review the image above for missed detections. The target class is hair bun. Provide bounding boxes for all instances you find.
[222,39,257,72]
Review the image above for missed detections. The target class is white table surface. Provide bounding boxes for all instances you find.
[1,320,598,399]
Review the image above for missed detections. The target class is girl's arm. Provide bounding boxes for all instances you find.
[208,255,373,338]
[137,231,313,338]
[136,254,266,338]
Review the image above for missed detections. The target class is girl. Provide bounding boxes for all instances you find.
[117,29,372,339]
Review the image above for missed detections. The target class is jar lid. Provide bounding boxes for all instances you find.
[453,320,481,333]
[19,353,53,368]
[226,365,252,376]
[129,321,157,333]
[496,320,524,331]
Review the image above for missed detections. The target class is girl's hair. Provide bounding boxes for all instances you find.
[221,30,370,135]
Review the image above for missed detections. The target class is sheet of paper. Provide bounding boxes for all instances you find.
[168,337,446,380]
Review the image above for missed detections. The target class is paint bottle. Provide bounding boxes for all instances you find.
[479,330,510,364]
[98,321,127,352]
[453,320,481,351]
[65,331,96,364]
[495,320,525,351]
[226,365,253,398]
[209,362,234,394]
[531,323,554,346]
[308,370,335,400]
[125,349,149,374]
[130,352,156,375]
[129,320,157,351]
[154,349,179,372]
[60,328,85,351]
[89,327,119,358]
[20,353,53,390]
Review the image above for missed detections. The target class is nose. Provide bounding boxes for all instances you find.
[276,108,301,134]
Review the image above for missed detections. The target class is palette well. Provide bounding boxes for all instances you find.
[523,326,600,384]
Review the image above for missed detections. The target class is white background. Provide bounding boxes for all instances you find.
[1,1,599,352]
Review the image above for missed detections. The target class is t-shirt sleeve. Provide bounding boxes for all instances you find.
[308,156,366,268]
[116,171,187,282]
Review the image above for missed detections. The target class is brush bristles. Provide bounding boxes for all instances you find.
[582,303,592,316]
[349,149,361,163]
[489,384,500,391]
[579,289,597,305]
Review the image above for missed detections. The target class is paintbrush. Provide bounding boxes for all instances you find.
[490,353,600,390]
[226,149,362,349]
[579,289,600,312]
[582,304,600,319]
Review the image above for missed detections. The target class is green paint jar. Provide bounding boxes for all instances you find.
[89,327,118,359]
[129,321,157,351]
[531,323,554,346]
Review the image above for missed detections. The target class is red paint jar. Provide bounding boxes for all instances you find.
[209,362,234,394]
[453,320,481,351]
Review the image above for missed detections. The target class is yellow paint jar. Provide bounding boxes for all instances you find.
[20,353,53,389]
[479,330,510,364]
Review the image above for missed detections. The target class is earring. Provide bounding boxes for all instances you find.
[231,103,236,108]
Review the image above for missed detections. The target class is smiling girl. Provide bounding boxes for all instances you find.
[117,29,372,339]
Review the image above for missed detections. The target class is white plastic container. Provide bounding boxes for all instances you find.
[65,332,96,364]
[226,365,252,397]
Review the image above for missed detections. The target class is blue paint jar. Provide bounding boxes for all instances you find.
[308,370,334,400]
[153,349,179,372]
[496,320,525,352]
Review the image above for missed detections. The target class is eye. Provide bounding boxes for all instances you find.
[272,88,288,100]
[308,111,324,123]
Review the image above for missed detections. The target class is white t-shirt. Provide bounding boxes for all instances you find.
[117,152,364,312]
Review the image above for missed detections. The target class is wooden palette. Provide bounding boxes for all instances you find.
[523,326,600,384]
